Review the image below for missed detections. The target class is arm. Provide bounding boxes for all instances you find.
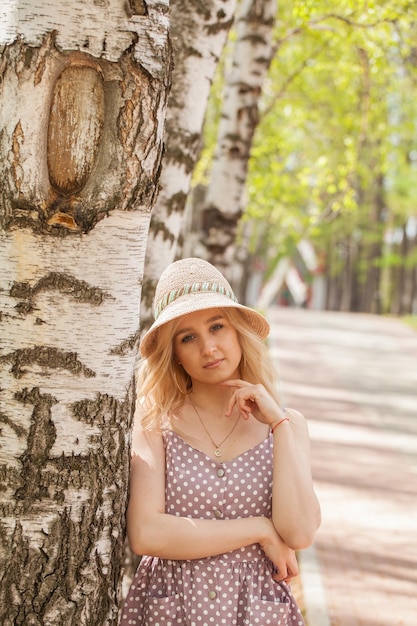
[126,418,296,577]
[223,381,321,550]
[270,408,321,549]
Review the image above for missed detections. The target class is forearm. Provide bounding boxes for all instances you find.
[128,511,269,560]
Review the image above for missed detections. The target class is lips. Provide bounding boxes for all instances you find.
[203,359,224,369]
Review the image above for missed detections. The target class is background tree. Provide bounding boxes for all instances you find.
[239,0,417,313]
[2,1,417,622]
[0,1,170,624]
[187,0,277,290]
[140,0,237,329]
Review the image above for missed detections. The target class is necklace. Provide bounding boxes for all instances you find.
[190,400,240,457]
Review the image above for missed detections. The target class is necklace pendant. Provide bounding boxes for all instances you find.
[214,448,222,457]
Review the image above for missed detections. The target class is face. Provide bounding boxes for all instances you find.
[173,308,242,386]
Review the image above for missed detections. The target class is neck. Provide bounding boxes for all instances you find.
[189,382,234,416]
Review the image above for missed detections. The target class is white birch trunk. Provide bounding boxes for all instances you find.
[140,0,237,326]
[0,2,170,624]
[196,0,277,280]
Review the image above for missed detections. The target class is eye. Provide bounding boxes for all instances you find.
[210,323,224,332]
[181,334,195,343]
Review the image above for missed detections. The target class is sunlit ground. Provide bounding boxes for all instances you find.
[269,307,417,626]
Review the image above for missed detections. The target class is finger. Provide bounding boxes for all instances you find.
[289,558,299,578]
[221,381,260,416]
[224,389,238,416]
[284,573,297,583]
[238,397,257,420]
[284,567,298,583]
[227,390,251,418]
[272,567,288,582]
[219,379,253,389]
[226,382,264,407]
[224,387,253,417]
[230,402,252,420]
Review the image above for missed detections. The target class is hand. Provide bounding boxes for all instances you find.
[221,379,283,425]
[259,519,299,583]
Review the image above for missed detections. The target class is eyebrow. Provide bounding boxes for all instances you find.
[174,315,225,338]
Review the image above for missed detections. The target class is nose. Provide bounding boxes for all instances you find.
[201,334,216,356]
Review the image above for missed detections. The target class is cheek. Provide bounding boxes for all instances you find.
[230,333,242,354]
[174,346,184,364]
[225,336,242,364]
[175,345,194,368]
[174,339,185,357]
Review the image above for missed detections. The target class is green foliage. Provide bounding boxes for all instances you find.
[402,314,417,331]
[240,0,417,312]
[195,0,417,312]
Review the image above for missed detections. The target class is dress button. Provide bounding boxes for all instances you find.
[217,468,225,477]
[208,590,217,600]
[213,508,222,519]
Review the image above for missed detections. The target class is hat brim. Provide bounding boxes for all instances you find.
[139,292,269,358]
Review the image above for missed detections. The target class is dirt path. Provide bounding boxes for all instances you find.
[268,308,417,626]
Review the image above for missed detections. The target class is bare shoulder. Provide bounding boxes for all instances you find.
[131,415,165,465]
[285,408,311,433]
[285,407,306,422]
[127,417,166,531]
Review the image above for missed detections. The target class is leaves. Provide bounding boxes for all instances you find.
[241,0,417,311]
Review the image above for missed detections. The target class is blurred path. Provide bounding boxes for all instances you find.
[268,307,417,626]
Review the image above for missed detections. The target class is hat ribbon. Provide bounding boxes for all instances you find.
[154,281,238,320]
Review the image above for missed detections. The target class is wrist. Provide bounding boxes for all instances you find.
[257,517,273,543]
[270,414,290,433]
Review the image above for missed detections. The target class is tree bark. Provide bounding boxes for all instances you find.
[390,224,408,315]
[196,0,277,281]
[359,175,384,313]
[0,2,170,625]
[406,233,417,314]
[340,236,355,312]
[140,0,237,328]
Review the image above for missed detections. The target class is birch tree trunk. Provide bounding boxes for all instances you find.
[0,2,170,625]
[140,0,237,327]
[196,0,277,281]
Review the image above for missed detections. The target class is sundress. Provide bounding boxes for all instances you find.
[120,430,305,626]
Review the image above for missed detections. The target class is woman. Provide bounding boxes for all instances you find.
[121,258,321,626]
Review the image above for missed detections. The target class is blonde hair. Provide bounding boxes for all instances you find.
[136,308,279,430]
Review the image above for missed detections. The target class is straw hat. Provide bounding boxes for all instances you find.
[140,258,270,358]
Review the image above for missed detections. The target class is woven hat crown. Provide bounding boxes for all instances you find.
[139,257,269,358]
[153,258,237,320]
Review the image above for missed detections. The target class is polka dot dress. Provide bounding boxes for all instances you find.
[120,432,305,626]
